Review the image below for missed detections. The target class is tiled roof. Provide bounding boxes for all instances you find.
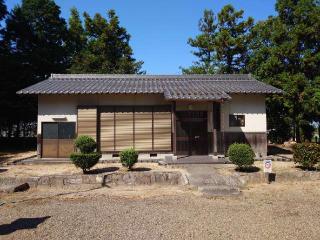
[17,74,283,101]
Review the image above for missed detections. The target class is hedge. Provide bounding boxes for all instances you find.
[120,148,138,170]
[74,135,96,153]
[70,135,101,173]
[70,152,101,173]
[293,143,320,169]
[227,143,255,169]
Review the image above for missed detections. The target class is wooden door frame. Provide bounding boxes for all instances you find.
[41,122,76,158]
[175,110,209,156]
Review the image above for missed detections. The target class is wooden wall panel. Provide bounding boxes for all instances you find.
[153,112,172,151]
[58,139,74,157]
[100,112,114,151]
[77,108,97,140]
[220,132,267,157]
[115,112,134,151]
[42,139,58,158]
[135,112,152,151]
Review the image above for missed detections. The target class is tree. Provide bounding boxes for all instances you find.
[215,5,254,73]
[0,0,7,26]
[0,0,8,135]
[69,10,144,74]
[67,7,86,66]
[182,10,218,74]
[0,0,68,137]
[182,5,254,74]
[248,0,320,142]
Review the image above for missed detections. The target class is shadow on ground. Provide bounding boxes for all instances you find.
[296,166,319,172]
[235,166,260,173]
[0,216,51,235]
[268,145,293,155]
[87,167,119,174]
[131,167,152,172]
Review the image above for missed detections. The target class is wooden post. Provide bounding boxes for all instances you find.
[172,102,177,155]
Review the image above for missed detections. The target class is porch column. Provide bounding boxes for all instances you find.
[212,102,221,155]
[172,102,177,155]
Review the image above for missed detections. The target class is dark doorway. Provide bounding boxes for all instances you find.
[176,111,208,155]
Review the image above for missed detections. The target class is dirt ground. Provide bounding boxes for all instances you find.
[214,161,306,176]
[1,181,320,240]
[0,162,172,178]
[0,151,36,165]
[0,159,304,179]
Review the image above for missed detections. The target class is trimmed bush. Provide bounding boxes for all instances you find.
[120,148,138,170]
[70,135,101,173]
[227,143,255,169]
[70,153,102,173]
[293,143,320,169]
[74,135,96,153]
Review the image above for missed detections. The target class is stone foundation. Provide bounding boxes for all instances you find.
[0,171,187,191]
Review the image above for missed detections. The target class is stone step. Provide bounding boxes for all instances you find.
[198,185,240,197]
[188,174,242,188]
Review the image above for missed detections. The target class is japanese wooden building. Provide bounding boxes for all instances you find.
[17,74,282,159]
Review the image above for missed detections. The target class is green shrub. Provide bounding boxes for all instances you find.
[293,143,320,169]
[70,152,101,173]
[74,135,96,153]
[120,148,138,170]
[227,143,255,169]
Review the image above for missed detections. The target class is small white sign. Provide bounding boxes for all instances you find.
[263,160,272,173]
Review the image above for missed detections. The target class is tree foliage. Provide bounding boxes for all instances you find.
[68,9,144,74]
[1,0,68,137]
[248,0,320,142]
[0,1,143,137]
[185,1,320,143]
[182,5,254,74]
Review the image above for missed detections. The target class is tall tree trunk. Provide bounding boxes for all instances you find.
[296,123,301,143]
[7,122,13,138]
[14,121,20,138]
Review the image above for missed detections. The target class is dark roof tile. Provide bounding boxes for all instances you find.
[17,74,283,100]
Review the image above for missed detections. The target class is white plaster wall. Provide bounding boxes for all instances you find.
[221,94,266,133]
[38,94,267,134]
[38,95,77,133]
[38,94,170,134]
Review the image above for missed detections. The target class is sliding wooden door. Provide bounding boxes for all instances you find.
[42,122,76,158]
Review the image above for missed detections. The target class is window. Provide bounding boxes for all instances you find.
[42,122,76,139]
[229,114,245,127]
[42,123,58,139]
[58,122,76,139]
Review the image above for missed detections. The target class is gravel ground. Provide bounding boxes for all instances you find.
[0,162,170,177]
[1,181,320,240]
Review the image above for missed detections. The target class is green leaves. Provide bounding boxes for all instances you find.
[227,143,255,169]
[120,148,138,170]
[68,9,144,74]
[249,0,320,142]
[182,4,254,74]
[293,143,320,169]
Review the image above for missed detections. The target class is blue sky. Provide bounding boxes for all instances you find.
[5,0,277,74]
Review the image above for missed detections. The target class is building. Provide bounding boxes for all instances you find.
[17,74,283,160]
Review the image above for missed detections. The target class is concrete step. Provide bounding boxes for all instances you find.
[188,173,243,189]
[164,155,230,165]
[198,185,240,197]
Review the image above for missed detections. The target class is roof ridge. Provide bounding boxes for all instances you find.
[50,73,254,81]
[50,73,252,78]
